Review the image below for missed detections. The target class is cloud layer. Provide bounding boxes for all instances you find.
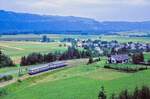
[0,0,150,21]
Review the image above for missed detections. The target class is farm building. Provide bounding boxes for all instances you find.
[108,54,129,64]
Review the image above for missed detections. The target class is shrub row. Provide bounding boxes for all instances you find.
[104,65,147,72]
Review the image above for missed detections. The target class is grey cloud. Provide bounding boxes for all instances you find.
[0,0,150,21]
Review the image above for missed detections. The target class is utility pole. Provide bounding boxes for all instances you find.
[16,64,21,78]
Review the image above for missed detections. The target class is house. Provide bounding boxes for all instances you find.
[77,42,82,47]
[95,47,103,54]
[108,54,129,64]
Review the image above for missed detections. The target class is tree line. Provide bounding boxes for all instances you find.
[21,46,91,66]
[98,86,150,99]
[0,50,14,68]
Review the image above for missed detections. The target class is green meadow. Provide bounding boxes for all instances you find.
[101,35,150,43]
[1,34,150,63]
[144,52,150,61]
[1,59,150,99]
[0,34,150,99]
[0,34,99,41]
[0,41,67,63]
[1,34,150,43]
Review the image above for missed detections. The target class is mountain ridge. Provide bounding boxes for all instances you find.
[0,10,150,35]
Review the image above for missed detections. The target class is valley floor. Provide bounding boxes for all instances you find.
[0,41,67,63]
[0,37,150,99]
[1,59,150,99]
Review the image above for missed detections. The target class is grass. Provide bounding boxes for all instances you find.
[1,59,150,99]
[144,52,150,61]
[1,34,149,63]
[101,35,150,43]
[0,41,67,63]
[0,58,88,79]
[1,34,150,43]
[0,66,28,78]
[0,67,18,74]
[0,34,99,41]
[0,35,150,99]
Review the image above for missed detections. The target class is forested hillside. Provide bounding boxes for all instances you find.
[0,10,150,35]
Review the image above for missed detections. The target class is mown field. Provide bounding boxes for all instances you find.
[0,41,67,63]
[1,34,150,43]
[1,59,150,99]
[101,35,150,43]
[0,34,99,41]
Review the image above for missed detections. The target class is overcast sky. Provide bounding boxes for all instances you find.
[0,0,150,21]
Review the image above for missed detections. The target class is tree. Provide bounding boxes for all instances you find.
[132,53,144,64]
[133,87,139,99]
[20,48,90,66]
[119,89,130,99]
[111,93,117,99]
[98,86,107,99]
[41,35,49,42]
[20,56,27,66]
[0,50,14,68]
[44,53,57,62]
[109,86,150,99]
[88,57,94,64]
[139,86,150,99]
[59,46,84,60]
[20,53,44,66]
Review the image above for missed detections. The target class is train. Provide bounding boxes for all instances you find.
[28,61,68,75]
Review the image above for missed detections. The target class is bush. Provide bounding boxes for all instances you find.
[104,65,111,69]
[0,88,7,96]
[104,65,147,73]
[87,57,94,64]
[98,86,107,99]
[0,75,13,82]
[17,79,22,83]
[139,67,147,71]
[3,75,13,81]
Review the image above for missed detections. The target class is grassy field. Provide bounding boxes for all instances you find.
[1,34,150,43]
[1,58,150,99]
[1,34,150,63]
[0,34,150,99]
[0,34,99,41]
[0,41,67,63]
[144,52,150,61]
[0,59,88,78]
[101,35,150,43]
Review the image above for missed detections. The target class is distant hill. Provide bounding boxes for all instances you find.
[0,10,150,35]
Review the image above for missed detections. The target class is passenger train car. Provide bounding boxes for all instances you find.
[28,61,68,75]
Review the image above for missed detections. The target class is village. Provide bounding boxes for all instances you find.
[62,37,150,55]
[1,0,150,98]
[60,37,150,68]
